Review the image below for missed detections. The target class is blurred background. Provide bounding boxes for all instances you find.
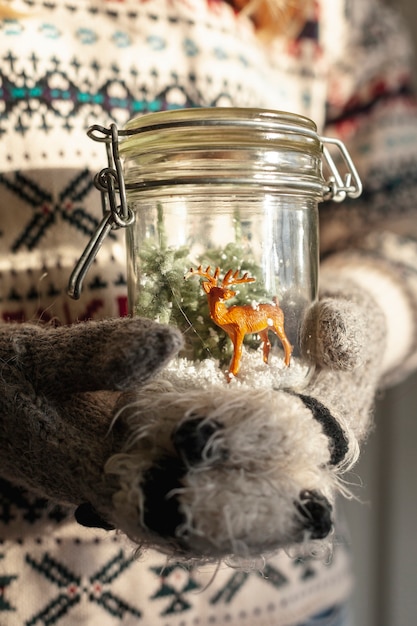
[343,4,417,622]
[344,371,417,625]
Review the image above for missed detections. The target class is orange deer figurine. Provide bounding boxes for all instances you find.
[185,266,293,380]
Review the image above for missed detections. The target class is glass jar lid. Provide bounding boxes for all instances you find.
[119,107,327,199]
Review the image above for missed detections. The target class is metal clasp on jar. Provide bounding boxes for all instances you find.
[321,136,363,202]
[67,124,134,299]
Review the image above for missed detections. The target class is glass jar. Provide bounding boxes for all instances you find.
[68,107,361,390]
[116,108,361,389]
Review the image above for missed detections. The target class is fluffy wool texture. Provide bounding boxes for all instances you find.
[0,260,393,560]
[107,384,333,554]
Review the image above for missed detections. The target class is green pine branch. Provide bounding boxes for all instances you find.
[134,205,275,364]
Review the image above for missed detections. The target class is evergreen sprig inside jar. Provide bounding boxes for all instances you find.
[72,108,362,390]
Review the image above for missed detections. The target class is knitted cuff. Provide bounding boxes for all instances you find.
[321,232,417,388]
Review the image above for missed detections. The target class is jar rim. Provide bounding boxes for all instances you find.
[119,107,322,163]
[122,107,318,136]
[119,107,325,199]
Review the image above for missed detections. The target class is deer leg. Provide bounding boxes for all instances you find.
[272,324,293,367]
[227,331,244,379]
[259,328,271,364]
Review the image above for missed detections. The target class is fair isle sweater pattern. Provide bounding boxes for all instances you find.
[0,0,324,323]
[1,0,417,625]
[0,0,325,171]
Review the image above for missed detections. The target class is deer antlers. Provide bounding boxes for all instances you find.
[185,266,255,289]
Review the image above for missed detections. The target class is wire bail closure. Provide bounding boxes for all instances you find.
[67,119,362,299]
[320,136,363,203]
[67,124,134,299]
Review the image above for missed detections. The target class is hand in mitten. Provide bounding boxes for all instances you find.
[2,235,414,561]
[0,317,183,531]
[102,236,416,560]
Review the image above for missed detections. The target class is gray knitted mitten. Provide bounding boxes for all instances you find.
[0,317,183,530]
[102,267,386,559]
[0,256,398,559]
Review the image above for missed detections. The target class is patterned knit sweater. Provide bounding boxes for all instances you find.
[1,0,417,625]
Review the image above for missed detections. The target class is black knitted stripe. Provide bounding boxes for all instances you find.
[296,394,349,466]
